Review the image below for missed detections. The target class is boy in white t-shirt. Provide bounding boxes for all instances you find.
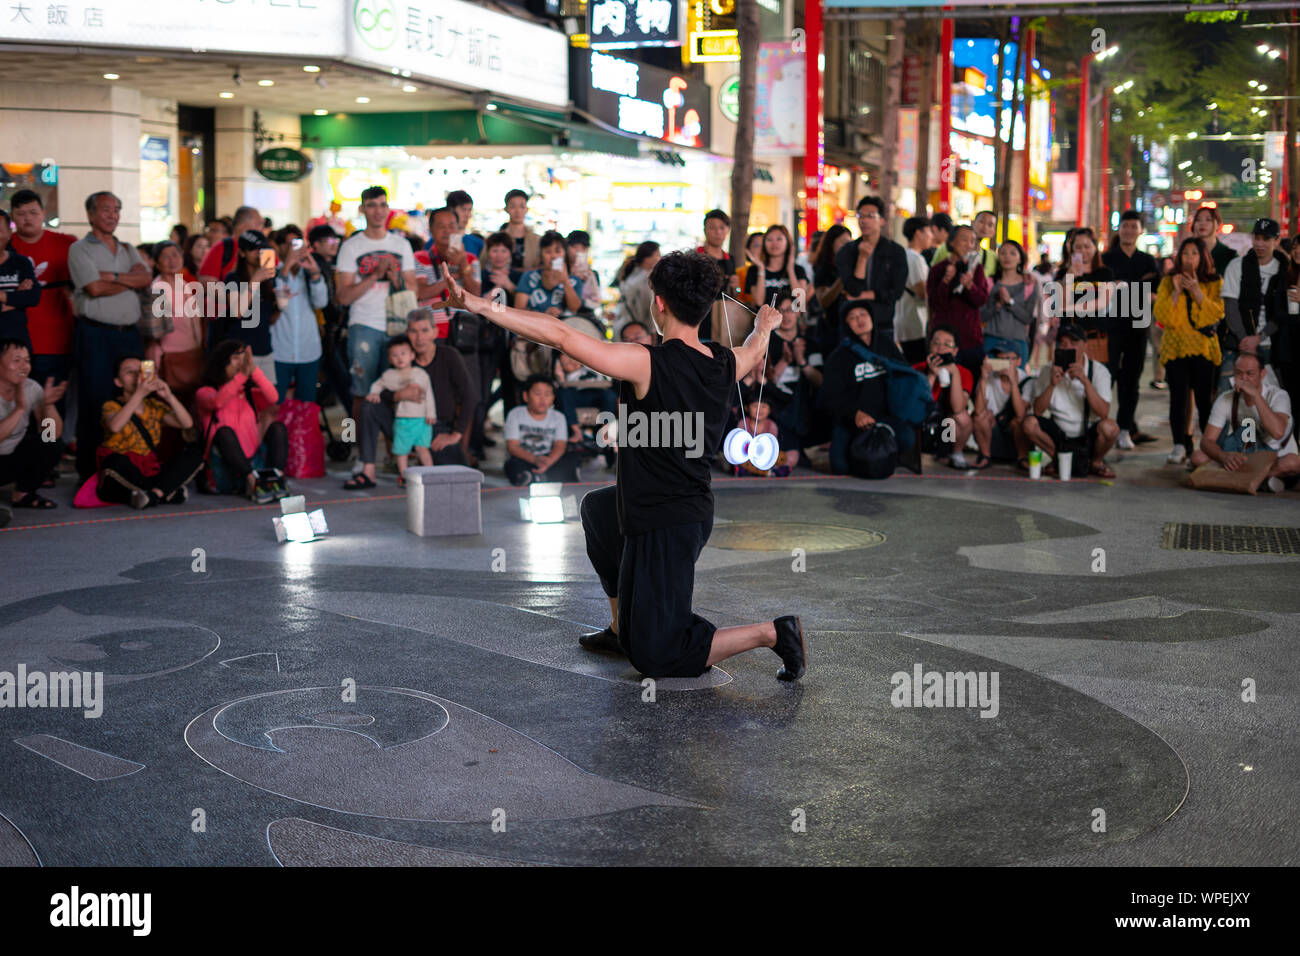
[504,374,580,485]
[367,336,435,483]
[973,346,1033,465]
[1024,325,1120,478]
[1191,350,1299,492]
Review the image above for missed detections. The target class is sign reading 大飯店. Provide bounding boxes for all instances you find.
[0,0,345,57]
[587,0,683,50]
[345,0,569,108]
[576,50,710,149]
[255,147,313,183]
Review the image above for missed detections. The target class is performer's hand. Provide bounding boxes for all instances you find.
[755,303,782,336]
[440,263,468,310]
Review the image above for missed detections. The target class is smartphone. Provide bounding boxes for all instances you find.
[140,359,155,381]
[1054,348,1076,369]
[1071,252,1083,267]
[449,233,464,252]
[259,249,276,272]
[551,256,565,271]
[987,357,1012,372]
[291,237,303,250]
[938,353,956,366]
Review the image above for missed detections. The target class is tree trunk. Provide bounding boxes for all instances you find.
[879,18,905,225]
[1288,17,1299,237]
[990,20,1011,229]
[914,20,936,216]
[729,0,761,265]
[997,23,1025,242]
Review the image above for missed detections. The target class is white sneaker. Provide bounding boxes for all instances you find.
[1266,477,1284,494]
[950,451,970,469]
[1117,430,1134,450]
[1166,446,1187,465]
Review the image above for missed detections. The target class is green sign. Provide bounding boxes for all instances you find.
[719,74,741,123]
[255,147,313,183]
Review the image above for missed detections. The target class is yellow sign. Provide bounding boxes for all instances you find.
[689,30,740,62]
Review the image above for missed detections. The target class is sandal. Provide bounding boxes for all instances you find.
[972,454,992,471]
[1044,461,1059,479]
[14,492,57,509]
[1090,462,1116,479]
[342,474,377,490]
[1015,457,1030,474]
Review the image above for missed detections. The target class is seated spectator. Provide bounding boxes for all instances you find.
[1023,324,1119,478]
[516,231,582,316]
[1191,351,1298,492]
[504,374,581,486]
[271,227,328,404]
[97,355,203,509]
[973,347,1032,468]
[367,336,436,484]
[553,351,617,451]
[818,301,923,475]
[914,325,977,469]
[620,321,653,346]
[142,240,205,408]
[0,338,65,510]
[195,341,288,503]
[730,389,791,478]
[346,309,470,489]
[763,291,821,470]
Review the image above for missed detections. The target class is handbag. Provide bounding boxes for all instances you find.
[447,311,479,352]
[849,423,899,479]
[385,267,418,328]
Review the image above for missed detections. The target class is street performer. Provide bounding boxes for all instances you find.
[442,252,807,681]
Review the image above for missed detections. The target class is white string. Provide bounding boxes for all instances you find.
[718,291,777,437]
[755,292,776,422]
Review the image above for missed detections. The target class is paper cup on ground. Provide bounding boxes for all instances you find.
[1057,451,1073,481]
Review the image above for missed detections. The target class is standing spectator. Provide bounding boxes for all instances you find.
[566,230,604,315]
[614,241,658,332]
[197,205,262,291]
[1023,324,1119,478]
[1102,210,1160,448]
[736,232,765,304]
[926,224,991,374]
[482,232,522,419]
[923,212,953,265]
[366,336,436,483]
[169,224,188,248]
[1034,253,1054,276]
[504,374,580,485]
[1156,236,1224,464]
[96,355,202,508]
[195,341,287,502]
[345,309,469,488]
[415,206,482,337]
[0,211,40,348]
[0,338,65,510]
[182,233,209,277]
[516,231,581,315]
[501,189,540,271]
[746,224,809,307]
[981,239,1038,365]
[697,210,738,297]
[67,191,151,480]
[271,228,328,404]
[1221,218,1288,391]
[142,241,205,407]
[9,190,76,415]
[445,190,483,259]
[1051,227,1114,365]
[221,231,279,384]
[1191,204,1236,278]
[204,219,230,248]
[914,325,977,468]
[935,210,999,274]
[1277,236,1300,414]
[335,186,417,431]
[309,224,349,412]
[895,216,931,363]
[812,223,851,316]
[834,197,908,360]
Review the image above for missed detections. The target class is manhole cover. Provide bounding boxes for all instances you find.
[708,522,886,552]
[1161,523,1300,555]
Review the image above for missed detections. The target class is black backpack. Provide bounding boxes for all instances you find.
[849,423,899,479]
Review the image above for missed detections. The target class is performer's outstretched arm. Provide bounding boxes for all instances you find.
[445,265,652,394]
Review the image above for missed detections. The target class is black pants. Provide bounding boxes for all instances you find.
[1107,326,1148,433]
[1165,355,1215,451]
[0,422,62,494]
[580,485,716,679]
[505,450,581,485]
[470,346,498,454]
[98,446,204,503]
[360,400,467,466]
[210,423,287,484]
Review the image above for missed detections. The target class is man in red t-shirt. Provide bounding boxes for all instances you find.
[8,190,76,413]
[198,205,263,288]
[913,324,976,468]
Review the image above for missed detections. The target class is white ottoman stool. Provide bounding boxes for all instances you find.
[405,465,484,536]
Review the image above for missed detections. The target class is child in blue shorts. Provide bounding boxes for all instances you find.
[367,336,436,482]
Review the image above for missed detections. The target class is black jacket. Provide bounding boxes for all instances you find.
[834,236,908,336]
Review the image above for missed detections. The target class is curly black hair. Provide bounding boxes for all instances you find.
[648,250,724,328]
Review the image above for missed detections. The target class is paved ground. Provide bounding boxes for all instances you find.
[0,383,1296,866]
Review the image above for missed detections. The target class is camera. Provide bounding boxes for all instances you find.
[1054,348,1076,369]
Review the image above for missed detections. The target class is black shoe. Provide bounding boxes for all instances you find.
[129,489,151,510]
[1131,431,1158,445]
[482,436,497,448]
[773,615,806,681]
[167,485,189,505]
[578,627,623,654]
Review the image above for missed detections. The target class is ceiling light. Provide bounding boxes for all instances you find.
[400,70,411,77]
[1248,80,1258,87]
[313,109,328,116]
[355,96,370,104]
[402,84,417,93]
[1258,85,1268,92]
[103,73,120,80]
[302,65,320,73]
[258,79,274,87]
[485,103,498,111]
[219,91,235,99]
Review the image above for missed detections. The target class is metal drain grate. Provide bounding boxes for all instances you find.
[1161,523,1300,555]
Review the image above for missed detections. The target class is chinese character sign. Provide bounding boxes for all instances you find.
[588,0,683,50]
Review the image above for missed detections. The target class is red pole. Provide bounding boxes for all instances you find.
[1077,52,1092,228]
[939,14,954,213]
[804,0,824,251]
[1022,27,1035,250]
[1099,88,1110,234]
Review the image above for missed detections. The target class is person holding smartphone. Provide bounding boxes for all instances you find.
[913,325,976,469]
[1023,324,1119,478]
[270,227,328,404]
[515,231,582,316]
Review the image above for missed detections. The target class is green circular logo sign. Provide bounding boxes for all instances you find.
[719,75,741,124]
[256,147,313,183]
[354,0,397,51]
